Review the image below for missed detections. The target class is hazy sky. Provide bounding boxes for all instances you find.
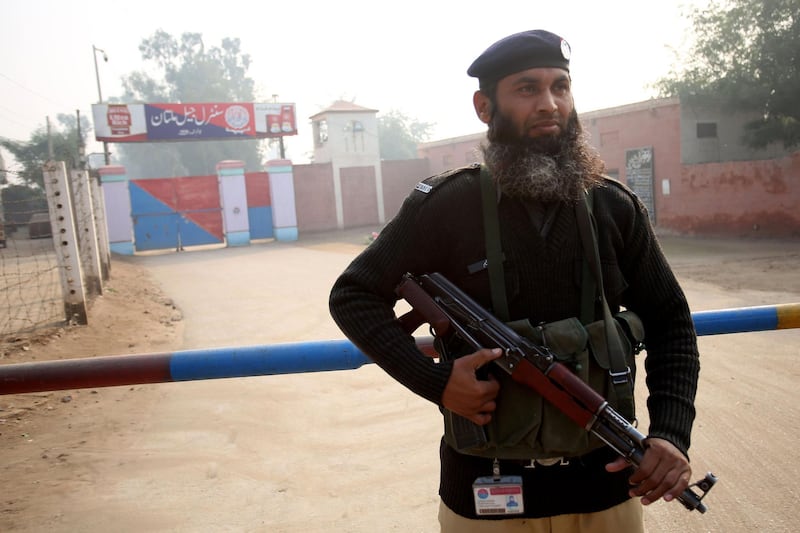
[1,0,700,167]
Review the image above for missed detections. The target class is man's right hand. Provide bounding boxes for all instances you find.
[441,348,502,425]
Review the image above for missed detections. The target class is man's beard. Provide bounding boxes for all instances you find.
[481,109,605,203]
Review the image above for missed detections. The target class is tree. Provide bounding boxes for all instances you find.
[0,113,90,189]
[377,110,434,160]
[116,31,263,178]
[656,0,799,149]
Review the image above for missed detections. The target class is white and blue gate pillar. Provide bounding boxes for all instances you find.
[216,160,250,247]
[97,165,134,255]
[266,159,298,242]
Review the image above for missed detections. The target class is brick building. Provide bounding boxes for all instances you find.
[416,96,799,237]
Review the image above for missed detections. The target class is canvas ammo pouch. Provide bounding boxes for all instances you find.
[441,311,643,460]
[444,167,644,459]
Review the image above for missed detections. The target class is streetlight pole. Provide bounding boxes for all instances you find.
[92,45,110,165]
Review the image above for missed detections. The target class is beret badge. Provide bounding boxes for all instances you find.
[560,38,571,60]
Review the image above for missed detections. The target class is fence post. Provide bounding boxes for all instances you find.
[42,160,88,325]
[90,172,111,280]
[70,168,103,296]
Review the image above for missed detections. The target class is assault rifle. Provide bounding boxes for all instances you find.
[396,272,717,513]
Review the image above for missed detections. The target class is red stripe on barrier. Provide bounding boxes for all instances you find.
[0,353,173,395]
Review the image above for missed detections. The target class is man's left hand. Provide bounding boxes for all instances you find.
[605,437,691,506]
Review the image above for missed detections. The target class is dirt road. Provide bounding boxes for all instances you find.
[1,229,798,532]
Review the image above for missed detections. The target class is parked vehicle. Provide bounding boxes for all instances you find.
[28,212,52,239]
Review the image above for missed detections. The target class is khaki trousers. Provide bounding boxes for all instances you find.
[438,498,644,533]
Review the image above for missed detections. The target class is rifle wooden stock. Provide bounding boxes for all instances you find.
[397,277,452,337]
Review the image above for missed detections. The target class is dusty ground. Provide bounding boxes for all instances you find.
[1,229,798,532]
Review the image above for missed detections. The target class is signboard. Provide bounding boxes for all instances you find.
[625,146,656,223]
[92,102,297,143]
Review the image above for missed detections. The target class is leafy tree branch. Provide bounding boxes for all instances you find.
[656,0,799,149]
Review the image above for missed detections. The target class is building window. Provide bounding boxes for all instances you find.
[314,119,329,147]
[343,120,364,152]
[696,122,718,139]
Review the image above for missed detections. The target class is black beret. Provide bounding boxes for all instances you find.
[467,29,571,84]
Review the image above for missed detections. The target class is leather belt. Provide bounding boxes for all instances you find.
[510,457,572,469]
[502,447,615,470]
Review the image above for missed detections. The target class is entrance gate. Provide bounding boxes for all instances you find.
[130,175,224,251]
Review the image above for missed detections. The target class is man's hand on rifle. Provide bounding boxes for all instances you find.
[441,348,502,425]
[606,437,692,506]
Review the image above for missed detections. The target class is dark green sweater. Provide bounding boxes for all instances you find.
[329,165,700,518]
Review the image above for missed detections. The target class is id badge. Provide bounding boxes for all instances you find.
[472,475,524,516]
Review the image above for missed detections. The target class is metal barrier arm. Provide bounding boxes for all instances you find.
[1,304,799,396]
[0,338,437,395]
[692,302,800,336]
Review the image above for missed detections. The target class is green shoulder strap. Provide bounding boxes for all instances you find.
[575,191,636,420]
[479,165,510,321]
[579,191,598,325]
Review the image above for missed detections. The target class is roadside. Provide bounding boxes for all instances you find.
[0,230,798,532]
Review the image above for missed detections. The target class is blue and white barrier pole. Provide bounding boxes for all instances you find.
[692,302,800,336]
[1,304,798,395]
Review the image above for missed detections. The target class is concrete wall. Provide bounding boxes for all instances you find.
[289,159,432,234]
[582,98,798,237]
[292,162,337,233]
[341,165,379,228]
[667,152,800,237]
[291,97,799,238]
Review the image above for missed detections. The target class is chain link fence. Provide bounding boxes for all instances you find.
[1,195,63,336]
[1,162,109,337]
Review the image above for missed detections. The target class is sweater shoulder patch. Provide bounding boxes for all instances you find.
[414,163,480,196]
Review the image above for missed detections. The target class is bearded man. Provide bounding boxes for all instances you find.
[329,30,700,532]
